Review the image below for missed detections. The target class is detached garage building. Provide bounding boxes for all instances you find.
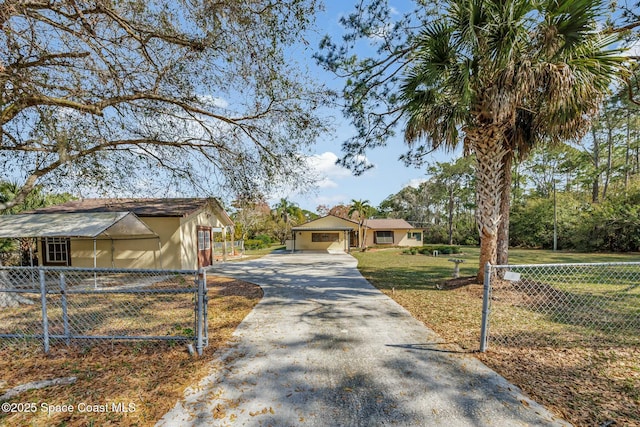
[289,215,423,253]
[0,198,234,270]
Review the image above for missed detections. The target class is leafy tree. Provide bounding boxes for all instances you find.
[327,204,351,219]
[379,186,432,223]
[319,0,629,280]
[230,194,272,241]
[426,157,474,245]
[1,0,329,211]
[379,157,475,245]
[272,198,305,244]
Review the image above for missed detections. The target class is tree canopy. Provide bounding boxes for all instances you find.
[318,0,633,278]
[1,0,329,211]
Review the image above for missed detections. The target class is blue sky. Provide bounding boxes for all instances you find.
[276,1,461,213]
[278,0,639,213]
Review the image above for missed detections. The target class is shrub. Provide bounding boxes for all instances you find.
[244,239,268,250]
[255,234,273,245]
[417,245,461,255]
[402,248,419,255]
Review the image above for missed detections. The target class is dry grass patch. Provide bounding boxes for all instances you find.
[0,277,262,427]
[382,281,640,426]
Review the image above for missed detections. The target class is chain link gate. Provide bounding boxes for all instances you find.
[480,262,640,352]
[0,266,208,355]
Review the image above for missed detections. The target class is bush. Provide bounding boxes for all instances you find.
[244,239,268,250]
[255,234,273,245]
[417,245,461,255]
[402,248,419,255]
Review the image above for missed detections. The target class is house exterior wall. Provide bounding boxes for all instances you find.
[292,216,354,252]
[36,216,180,269]
[293,231,349,252]
[67,238,161,268]
[143,216,182,269]
[179,207,227,270]
[37,210,230,270]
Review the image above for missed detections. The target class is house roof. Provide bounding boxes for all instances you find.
[293,215,420,231]
[363,218,417,230]
[0,212,158,239]
[30,198,233,224]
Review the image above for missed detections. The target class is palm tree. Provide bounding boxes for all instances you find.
[401,0,627,280]
[348,199,372,248]
[272,198,304,244]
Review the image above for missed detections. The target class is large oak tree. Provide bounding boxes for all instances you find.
[1,0,329,211]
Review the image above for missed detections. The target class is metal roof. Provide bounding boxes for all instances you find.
[0,212,158,239]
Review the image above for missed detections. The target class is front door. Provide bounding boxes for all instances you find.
[197,226,212,268]
[350,230,358,247]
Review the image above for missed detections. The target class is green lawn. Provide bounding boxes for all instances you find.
[351,247,640,426]
[354,246,639,291]
[235,244,286,260]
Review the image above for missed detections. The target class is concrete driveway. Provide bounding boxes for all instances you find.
[158,252,568,426]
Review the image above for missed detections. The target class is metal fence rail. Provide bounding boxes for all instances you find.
[0,266,208,354]
[214,240,244,258]
[480,262,640,351]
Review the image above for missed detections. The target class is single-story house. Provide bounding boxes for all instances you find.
[0,198,234,270]
[289,215,423,253]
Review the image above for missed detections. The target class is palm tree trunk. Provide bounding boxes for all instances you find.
[497,152,512,266]
[470,127,508,282]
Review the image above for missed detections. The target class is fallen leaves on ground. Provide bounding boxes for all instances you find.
[0,277,262,427]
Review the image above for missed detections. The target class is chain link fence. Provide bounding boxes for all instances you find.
[0,266,208,354]
[479,262,640,351]
[213,240,244,259]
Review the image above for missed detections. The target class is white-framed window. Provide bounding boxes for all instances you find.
[197,229,211,250]
[44,237,70,265]
[374,231,394,244]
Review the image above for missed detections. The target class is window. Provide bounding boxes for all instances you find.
[43,237,70,265]
[311,233,339,242]
[375,231,394,244]
[407,232,422,241]
[198,229,211,250]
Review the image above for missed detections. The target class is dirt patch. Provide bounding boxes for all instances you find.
[0,277,262,427]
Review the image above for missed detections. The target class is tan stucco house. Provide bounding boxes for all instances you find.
[289,215,423,253]
[0,198,233,270]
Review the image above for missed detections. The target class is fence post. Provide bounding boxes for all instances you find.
[479,262,492,352]
[196,268,206,356]
[39,268,50,354]
[60,273,70,345]
[202,271,208,347]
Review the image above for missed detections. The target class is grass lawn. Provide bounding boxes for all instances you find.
[0,277,262,427]
[236,244,286,261]
[352,247,640,427]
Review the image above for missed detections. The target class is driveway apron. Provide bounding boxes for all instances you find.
[158,252,568,426]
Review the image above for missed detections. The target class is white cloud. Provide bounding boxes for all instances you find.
[307,152,352,177]
[197,94,229,109]
[304,151,352,188]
